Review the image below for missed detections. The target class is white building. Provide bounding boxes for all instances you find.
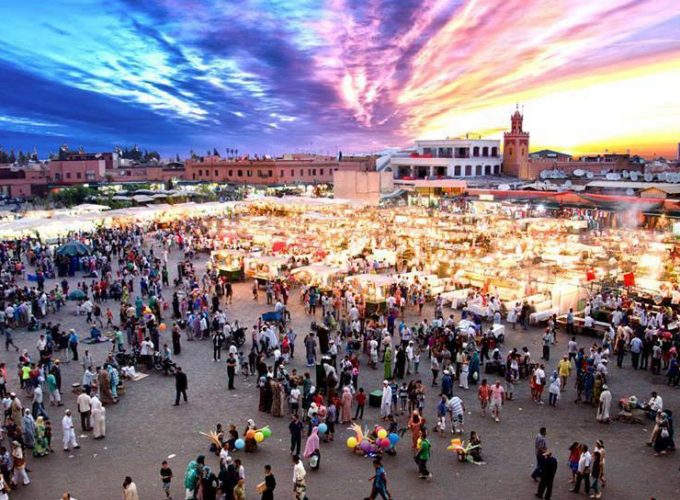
[387,138,502,179]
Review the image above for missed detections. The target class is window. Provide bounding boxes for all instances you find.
[76,172,81,179]
[454,165,461,176]
[192,174,196,180]
[54,172,61,181]
[300,169,303,176]
[475,165,482,176]
[473,146,479,156]
[320,168,324,175]
[279,170,284,177]
[465,165,472,176]
[312,169,316,176]
[268,170,273,177]
[229,170,233,176]
[198,169,203,176]
[291,170,294,177]
[482,147,489,157]
[491,147,498,156]
[237,170,243,177]
[247,170,252,177]
[215,170,218,177]
[509,147,513,156]
[521,148,525,156]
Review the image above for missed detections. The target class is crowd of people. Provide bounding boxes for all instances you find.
[0,211,677,500]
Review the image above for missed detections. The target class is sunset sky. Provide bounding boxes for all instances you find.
[0,0,679,158]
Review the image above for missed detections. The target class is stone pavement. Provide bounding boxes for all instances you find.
[2,250,679,500]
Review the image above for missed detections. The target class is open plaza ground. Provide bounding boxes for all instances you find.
[0,198,679,500]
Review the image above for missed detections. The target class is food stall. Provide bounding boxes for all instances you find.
[209,249,246,281]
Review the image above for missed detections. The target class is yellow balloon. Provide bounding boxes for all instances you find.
[254,432,264,443]
[347,436,358,449]
[416,437,422,450]
[377,429,387,440]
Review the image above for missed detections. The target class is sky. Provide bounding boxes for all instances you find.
[0,0,679,158]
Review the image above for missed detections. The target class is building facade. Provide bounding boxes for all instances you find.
[184,154,373,185]
[389,138,502,179]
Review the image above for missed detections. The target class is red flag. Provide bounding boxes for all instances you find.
[586,268,596,282]
[623,272,635,287]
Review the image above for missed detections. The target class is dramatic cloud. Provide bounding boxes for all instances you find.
[0,0,678,157]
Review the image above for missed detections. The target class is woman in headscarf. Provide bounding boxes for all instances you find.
[91,394,106,439]
[340,386,353,424]
[22,409,36,450]
[383,345,392,380]
[244,419,258,453]
[98,366,115,405]
[184,455,205,500]
[33,416,49,457]
[407,411,423,450]
[271,380,283,418]
[303,426,321,470]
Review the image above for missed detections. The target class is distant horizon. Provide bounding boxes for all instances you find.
[0,1,679,159]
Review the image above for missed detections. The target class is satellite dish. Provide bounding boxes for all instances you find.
[586,172,594,179]
[564,180,572,187]
[573,169,585,177]
[497,184,510,191]
[644,173,653,182]
[606,173,615,180]
[540,170,548,179]
[622,170,629,178]
[626,188,635,196]
[630,172,639,181]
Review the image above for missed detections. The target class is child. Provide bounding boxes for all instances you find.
[505,368,516,401]
[436,395,447,434]
[398,383,408,415]
[354,388,366,420]
[478,379,490,417]
[325,402,336,442]
[414,347,421,374]
[238,352,249,379]
[160,460,173,499]
[105,308,114,328]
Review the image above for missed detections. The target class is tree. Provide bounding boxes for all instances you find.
[8,149,15,164]
[175,153,181,162]
[213,148,220,157]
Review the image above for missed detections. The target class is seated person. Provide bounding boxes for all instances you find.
[88,325,103,343]
[639,391,663,420]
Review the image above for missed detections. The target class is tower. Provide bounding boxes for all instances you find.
[503,105,530,178]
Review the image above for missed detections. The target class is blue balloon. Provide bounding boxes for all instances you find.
[234,438,245,450]
[388,433,400,445]
[318,423,328,434]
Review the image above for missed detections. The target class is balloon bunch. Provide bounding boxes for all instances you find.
[446,438,480,463]
[345,423,400,456]
[234,426,273,450]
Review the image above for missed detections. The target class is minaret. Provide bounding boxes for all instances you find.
[503,105,530,178]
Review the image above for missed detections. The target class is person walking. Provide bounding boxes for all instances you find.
[289,414,303,456]
[535,450,557,500]
[122,476,139,500]
[531,427,548,481]
[260,464,276,500]
[174,366,188,406]
[227,353,237,390]
[365,457,390,500]
[160,460,173,499]
[570,444,591,495]
[61,409,79,452]
[292,455,307,500]
[76,390,92,431]
[415,428,432,479]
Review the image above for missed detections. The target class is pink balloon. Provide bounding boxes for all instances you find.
[380,438,391,449]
